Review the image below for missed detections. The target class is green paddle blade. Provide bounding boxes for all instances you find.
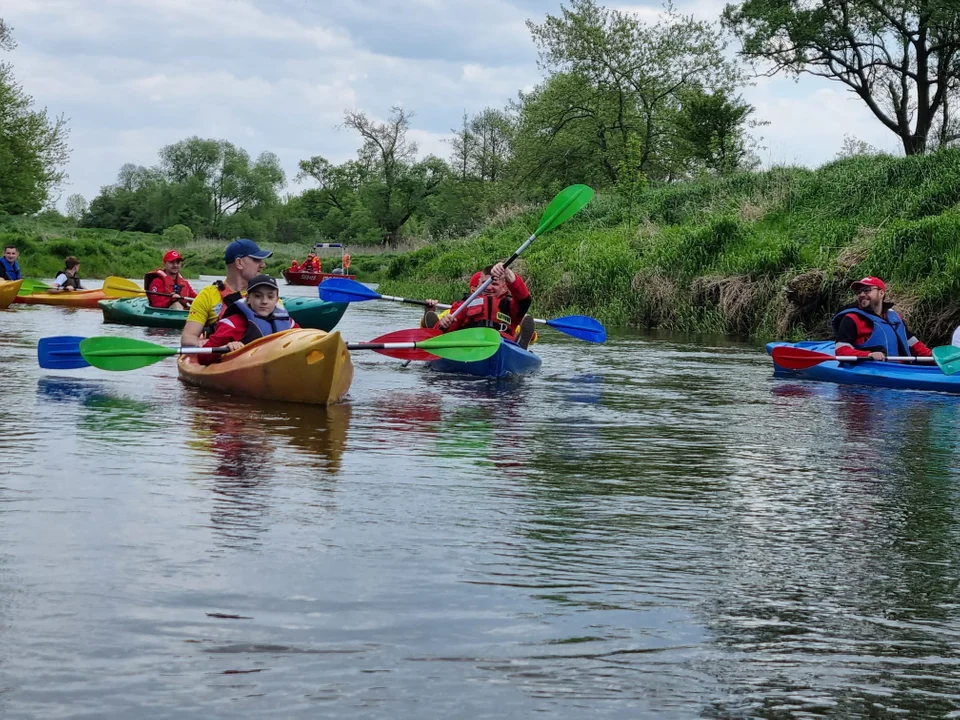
[933,345,960,376]
[534,184,594,237]
[79,336,177,371]
[17,278,50,296]
[419,328,502,362]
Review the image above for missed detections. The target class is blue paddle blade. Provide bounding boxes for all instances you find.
[544,315,607,343]
[318,278,381,303]
[38,336,91,369]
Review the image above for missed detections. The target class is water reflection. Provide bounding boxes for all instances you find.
[36,376,164,439]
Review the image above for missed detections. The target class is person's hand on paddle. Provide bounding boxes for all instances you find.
[490,262,515,284]
[867,351,886,361]
[424,299,439,311]
[225,341,244,353]
[438,313,455,330]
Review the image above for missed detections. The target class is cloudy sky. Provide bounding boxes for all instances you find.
[3,0,903,207]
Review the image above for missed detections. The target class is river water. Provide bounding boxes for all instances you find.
[2,282,960,718]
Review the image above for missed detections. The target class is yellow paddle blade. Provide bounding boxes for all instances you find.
[102,276,145,298]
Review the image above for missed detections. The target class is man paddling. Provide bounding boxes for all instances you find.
[181,238,273,347]
[0,245,22,281]
[833,276,932,361]
[145,250,196,310]
[424,262,536,349]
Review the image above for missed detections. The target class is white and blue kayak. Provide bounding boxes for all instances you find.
[428,338,541,379]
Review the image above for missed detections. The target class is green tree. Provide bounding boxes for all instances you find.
[526,0,745,184]
[674,88,759,174]
[162,223,193,245]
[65,193,87,222]
[0,19,69,214]
[723,0,960,155]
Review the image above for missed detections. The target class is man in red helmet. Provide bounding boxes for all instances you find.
[831,276,931,361]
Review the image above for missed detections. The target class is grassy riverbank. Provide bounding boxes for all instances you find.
[0,215,397,282]
[379,149,960,343]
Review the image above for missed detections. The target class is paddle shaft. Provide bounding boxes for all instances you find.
[83,346,230,358]
[449,235,533,320]
[837,355,935,363]
[381,291,565,326]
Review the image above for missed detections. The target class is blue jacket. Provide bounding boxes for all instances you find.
[0,257,22,281]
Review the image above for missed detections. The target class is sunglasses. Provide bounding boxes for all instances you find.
[856,287,877,295]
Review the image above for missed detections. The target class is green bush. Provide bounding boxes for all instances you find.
[162,224,193,246]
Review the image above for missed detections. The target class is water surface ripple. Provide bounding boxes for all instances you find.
[1,287,959,717]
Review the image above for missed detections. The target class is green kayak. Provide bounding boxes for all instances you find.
[99,296,348,331]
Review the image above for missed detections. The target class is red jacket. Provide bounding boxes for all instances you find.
[145,269,196,308]
[200,312,299,364]
[834,311,932,357]
[443,274,531,338]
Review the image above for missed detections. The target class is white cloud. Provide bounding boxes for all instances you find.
[2,0,909,209]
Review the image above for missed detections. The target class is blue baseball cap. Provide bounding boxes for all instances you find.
[224,238,272,265]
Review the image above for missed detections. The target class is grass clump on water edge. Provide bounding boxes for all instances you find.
[379,148,960,343]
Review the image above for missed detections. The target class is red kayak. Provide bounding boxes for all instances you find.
[281,268,354,286]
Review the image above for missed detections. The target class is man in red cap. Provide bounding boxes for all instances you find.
[831,276,931,360]
[144,250,197,310]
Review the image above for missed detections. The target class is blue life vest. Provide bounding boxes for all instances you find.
[231,299,294,344]
[831,307,910,356]
[0,257,22,281]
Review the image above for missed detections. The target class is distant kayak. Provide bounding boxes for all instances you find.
[0,279,23,310]
[16,288,105,308]
[178,329,353,405]
[428,338,542,379]
[767,340,960,394]
[282,268,355,286]
[99,296,349,331]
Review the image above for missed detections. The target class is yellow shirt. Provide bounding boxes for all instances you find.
[186,284,231,327]
[186,283,286,327]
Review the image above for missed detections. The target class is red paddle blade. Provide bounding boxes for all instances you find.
[771,346,836,370]
[367,327,442,361]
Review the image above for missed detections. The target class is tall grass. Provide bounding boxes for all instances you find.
[0,215,391,282]
[380,148,960,343]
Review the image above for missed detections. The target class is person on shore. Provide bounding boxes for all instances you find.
[423,262,536,349]
[198,275,297,364]
[144,250,197,310]
[52,256,83,292]
[832,276,932,360]
[0,245,22,281]
[181,238,273,347]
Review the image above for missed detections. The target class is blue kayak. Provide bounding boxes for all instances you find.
[428,338,542,379]
[767,340,960,394]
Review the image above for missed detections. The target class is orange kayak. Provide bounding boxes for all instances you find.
[178,329,353,406]
[15,288,106,308]
[0,279,23,310]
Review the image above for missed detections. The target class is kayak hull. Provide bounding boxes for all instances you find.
[16,288,105,308]
[178,329,353,406]
[428,338,542,379]
[99,296,348,331]
[282,269,355,286]
[0,279,23,310]
[767,340,960,394]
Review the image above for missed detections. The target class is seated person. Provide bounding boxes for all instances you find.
[199,275,298,363]
[833,276,932,360]
[424,262,535,349]
[1,245,22,280]
[52,256,82,292]
[144,250,196,310]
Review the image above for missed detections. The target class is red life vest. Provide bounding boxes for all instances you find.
[143,269,194,304]
[461,295,515,337]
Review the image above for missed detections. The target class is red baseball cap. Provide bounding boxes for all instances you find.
[851,276,886,292]
[163,250,183,263]
[469,271,483,290]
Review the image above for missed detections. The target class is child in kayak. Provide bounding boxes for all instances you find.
[52,256,83,292]
[422,263,536,349]
[199,275,298,364]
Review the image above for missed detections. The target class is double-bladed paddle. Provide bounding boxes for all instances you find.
[16,278,53,296]
[932,346,960,376]
[38,327,501,371]
[103,276,193,304]
[318,277,606,343]
[448,184,594,320]
[771,346,938,371]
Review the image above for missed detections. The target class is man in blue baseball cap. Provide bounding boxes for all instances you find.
[180,238,274,347]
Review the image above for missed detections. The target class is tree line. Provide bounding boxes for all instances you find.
[4,1,960,247]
